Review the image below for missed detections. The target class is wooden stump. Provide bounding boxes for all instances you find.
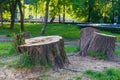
[88,32,116,60]
[16,31,31,45]
[77,27,116,60]
[78,27,98,56]
[17,36,69,70]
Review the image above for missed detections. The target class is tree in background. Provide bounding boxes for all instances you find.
[17,0,24,30]
[0,0,3,28]
[10,0,17,29]
[9,0,24,30]
[41,0,50,34]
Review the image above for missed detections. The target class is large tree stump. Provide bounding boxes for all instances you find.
[78,27,98,56]
[88,32,116,60]
[17,36,69,70]
[77,27,116,60]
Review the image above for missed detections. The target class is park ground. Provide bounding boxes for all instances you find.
[0,23,120,80]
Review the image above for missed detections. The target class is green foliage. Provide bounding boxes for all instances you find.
[68,75,81,80]
[15,52,52,68]
[87,50,107,60]
[0,61,5,67]
[115,49,120,57]
[85,68,120,80]
[74,76,81,80]
[0,42,14,58]
[65,46,79,53]
[16,53,33,68]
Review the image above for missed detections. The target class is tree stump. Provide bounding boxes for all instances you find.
[77,27,116,60]
[17,36,69,70]
[88,32,116,60]
[15,31,31,45]
[78,27,98,56]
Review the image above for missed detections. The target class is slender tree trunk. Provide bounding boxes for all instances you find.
[41,0,50,34]
[87,3,91,23]
[10,0,17,29]
[59,7,61,23]
[0,1,3,28]
[18,0,24,31]
[111,0,114,23]
[35,4,38,23]
[88,8,91,23]
[63,3,65,23]
[50,17,55,23]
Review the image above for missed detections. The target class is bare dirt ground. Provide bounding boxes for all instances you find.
[0,55,120,80]
[0,39,120,80]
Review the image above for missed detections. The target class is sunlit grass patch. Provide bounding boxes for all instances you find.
[85,68,120,80]
[65,45,79,53]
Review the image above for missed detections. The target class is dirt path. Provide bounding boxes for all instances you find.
[0,55,120,80]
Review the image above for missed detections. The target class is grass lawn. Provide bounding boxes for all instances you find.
[0,23,80,39]
[1,23,120,41]
[85,68,120,80]
[0,42,14,58]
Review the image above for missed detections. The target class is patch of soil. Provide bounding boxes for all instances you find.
[0,55,120,80]
[0,39,120,80]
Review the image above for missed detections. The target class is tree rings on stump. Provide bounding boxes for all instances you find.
[17,36,69,70]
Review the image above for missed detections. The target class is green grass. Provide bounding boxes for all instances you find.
[115,49,120,57]
[85,68,120,80]
[87,50,107,60]
[99,30,120,42]
[65,46,79,53]
[1,23,120,41]
[1,23,80,39]
[68,76,81,80]
[0,42,14,58]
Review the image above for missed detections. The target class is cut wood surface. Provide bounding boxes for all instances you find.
[18,36,69,70]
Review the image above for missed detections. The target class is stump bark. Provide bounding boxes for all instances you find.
[78,27,98,56]
[17,36,69,70]
[15,31,31,45]
[77,27,116,60]
[88,32,116,60]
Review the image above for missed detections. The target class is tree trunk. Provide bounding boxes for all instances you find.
[59,6,61,23]
[41,0,50,34]
[0,1,3,28]
[87,2,92,23]
[10,0,17,29]
[77,27,98,56]
[59,15,61,23]
[50,17,55,23]
[63,3,65,23]
[87,8,91,23]
[17,0,24,31]
[88,32,116,60]
[17,36,69,71]
[77,27,116,60]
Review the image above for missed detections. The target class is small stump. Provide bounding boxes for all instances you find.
[18,36,69,70]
